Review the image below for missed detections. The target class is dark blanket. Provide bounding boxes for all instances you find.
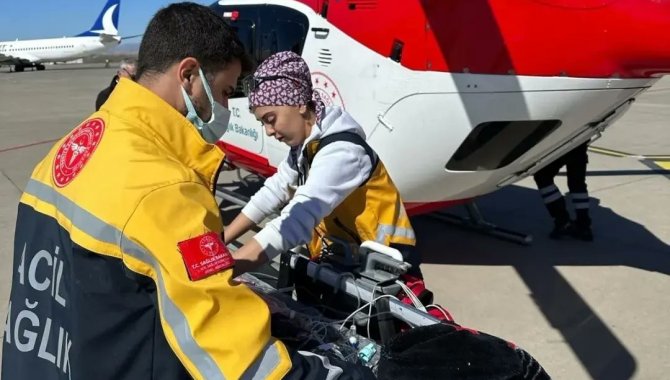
[377,323,550,380]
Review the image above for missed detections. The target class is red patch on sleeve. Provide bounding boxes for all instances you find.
[177,232,234,281]
[53,118,105,188]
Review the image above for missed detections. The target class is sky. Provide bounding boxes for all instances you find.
[0,0,212,41]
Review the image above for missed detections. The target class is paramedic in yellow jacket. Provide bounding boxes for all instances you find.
[225,52,421,280]
[2,4,374,380]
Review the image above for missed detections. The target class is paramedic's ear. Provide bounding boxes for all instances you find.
[299,104,308,117]
[178,57,200,92]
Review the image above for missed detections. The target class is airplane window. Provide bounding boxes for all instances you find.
[446,120,562,171]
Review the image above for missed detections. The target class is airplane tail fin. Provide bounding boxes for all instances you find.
[77,0,120,37]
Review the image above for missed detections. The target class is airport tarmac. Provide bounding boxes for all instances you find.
[0,64,668,379]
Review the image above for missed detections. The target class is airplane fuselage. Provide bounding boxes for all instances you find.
[0,36,117,64]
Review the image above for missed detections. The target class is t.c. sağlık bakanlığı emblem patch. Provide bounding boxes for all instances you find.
[53,118,105,187]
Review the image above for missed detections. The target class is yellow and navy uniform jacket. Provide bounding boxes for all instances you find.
[303,133,416,258]
[0,79,296,380]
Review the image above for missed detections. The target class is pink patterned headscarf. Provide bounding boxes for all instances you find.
[247,51,325,123]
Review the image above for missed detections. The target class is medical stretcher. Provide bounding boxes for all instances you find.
[235,241,445,374]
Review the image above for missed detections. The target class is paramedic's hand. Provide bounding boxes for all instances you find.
[232,238,268,277]
[224,213,256,244]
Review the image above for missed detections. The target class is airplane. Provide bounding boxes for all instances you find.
[213,0,670,220]
[0,0,123,72]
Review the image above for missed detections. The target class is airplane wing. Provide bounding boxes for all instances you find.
[116,34,143,45]
[0,53,13,65]
[121,34,143,40]
[0,52,36,66]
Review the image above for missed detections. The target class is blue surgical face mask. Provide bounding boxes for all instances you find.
[181,67,231,144]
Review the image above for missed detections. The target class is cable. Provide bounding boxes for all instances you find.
[352,310,398,323]
[339,272,362,310]
[338,295,398,331]
[426,304,455,322]
[395,280,426,312]
[303,320,330,349]
[367,283,380,338]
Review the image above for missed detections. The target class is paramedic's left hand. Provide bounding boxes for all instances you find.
[232,238,269,277]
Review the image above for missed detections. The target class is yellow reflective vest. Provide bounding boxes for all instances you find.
[303,132,416,258]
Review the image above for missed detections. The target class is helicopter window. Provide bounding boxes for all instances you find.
[231,18,256,64]
[232,18,257,98]
[259,18,308,61]
[214,4,310,99]
[258,6,309,61]
[446,120,562,171]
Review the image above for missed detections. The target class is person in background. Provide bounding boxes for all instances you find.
[95,58,137,110]
[533,142,593,241]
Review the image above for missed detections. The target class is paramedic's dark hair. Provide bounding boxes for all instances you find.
[136,2,252,80]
